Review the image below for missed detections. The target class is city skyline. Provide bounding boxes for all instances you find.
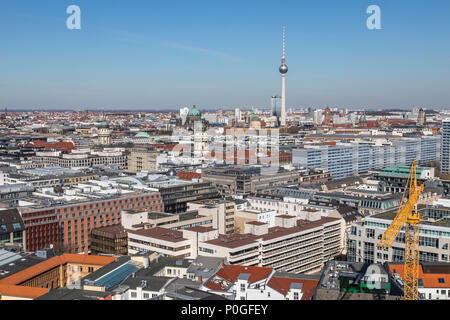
[1,0,450,110]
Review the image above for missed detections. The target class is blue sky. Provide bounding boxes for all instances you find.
[0,0,449,110]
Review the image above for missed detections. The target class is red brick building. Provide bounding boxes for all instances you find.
[19,192,163,253]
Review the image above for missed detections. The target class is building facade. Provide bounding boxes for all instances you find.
[19,192,163,253]
[293,136,441,180]
[442,119,450,174]
[348,205,450,264]
[127,146,158,172]
[90,224,128,255]
[202,166,300,197]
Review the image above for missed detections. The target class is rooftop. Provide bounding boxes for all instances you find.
[0,284,49,299]
[388,263,450,288]
[0,254,117,286]
[35,287,111,300]
[377,165,430,178]
[127,227,187,243]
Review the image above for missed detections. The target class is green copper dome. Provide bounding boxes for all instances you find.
[187,105,201,117]
[134,132,151,138]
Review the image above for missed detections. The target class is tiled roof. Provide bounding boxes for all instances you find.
[216,264,273,284]
[0,208,25,234]
[0,284,49,299]
[203,280,227,292]
[389,264,450,288]
[267,276,319,300]
[0,254,116,286]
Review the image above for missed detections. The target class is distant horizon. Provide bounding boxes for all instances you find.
[1,105,448,113]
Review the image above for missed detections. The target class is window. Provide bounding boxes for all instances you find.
[143,292,150,299]
[293,292,299,300]
[12,223,21,230]
[366,228,375,239]
[240,283,246,292]
[130,291,137,298]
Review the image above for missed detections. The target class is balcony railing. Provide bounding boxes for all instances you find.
[264,250,323,269]
[262,243,323,264]
[263,236,323,255]
[262,232,323,250]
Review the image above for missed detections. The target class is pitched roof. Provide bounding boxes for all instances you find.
[0,254,117,286]
[0,284,49,299]
[0,208,25,235]
[389,264,450,288]
[267,276,319,300]
[216,264,272,284]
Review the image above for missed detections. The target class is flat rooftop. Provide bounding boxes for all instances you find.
[127,227,187,243]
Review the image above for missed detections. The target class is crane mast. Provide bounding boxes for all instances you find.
[376,160,424,300]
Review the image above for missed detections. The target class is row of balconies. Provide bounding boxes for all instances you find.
[323,231,341,240]
[262,243,323,264]
[264,249,323,269]
[229,255,260,266]
[262,237,323,258]
[262,231,323,250]
[229,249,259,259]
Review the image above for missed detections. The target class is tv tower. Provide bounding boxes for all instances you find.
[279,25,288,127]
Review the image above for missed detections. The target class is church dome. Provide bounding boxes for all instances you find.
[134,132,151,139]
[187,105,201,117]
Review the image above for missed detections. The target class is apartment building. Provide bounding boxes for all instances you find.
[441,119,450,174]
[125,215,343,274]
[199,216,344,274]
[292,136,441,180]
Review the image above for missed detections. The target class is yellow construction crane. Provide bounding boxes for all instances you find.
[376,160,424,300]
